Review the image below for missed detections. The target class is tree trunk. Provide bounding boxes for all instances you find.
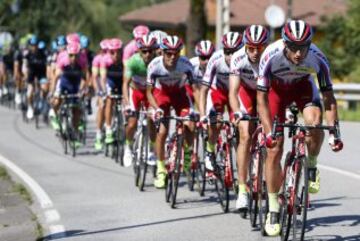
[186,0,207,57]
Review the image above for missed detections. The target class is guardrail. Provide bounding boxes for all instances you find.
[333,83,360,109]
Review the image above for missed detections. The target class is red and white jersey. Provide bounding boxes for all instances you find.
[230,46,259,90]
[258,40,333,92]
[146,56,194,92]
[202,50,231,90]
[190,56,206,84]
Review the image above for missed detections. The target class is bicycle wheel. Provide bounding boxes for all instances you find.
[214,146,230,213]
[291,157,308,241]
[133,131,141,186]
[165,135,176,203]
[257,147,268,236]
[138,128,149,191]
[280,152,294,241]
[115,112,125,165]
[199,132,207,196]
[170,135,183,208]
[187,131,201,192]
[249,151,259,227]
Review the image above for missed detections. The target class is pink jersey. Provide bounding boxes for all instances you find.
[92,53,105,68]
[100,53,114,68]
[122,40,138,62]
[56,51,88,68]
[57,53,87,70]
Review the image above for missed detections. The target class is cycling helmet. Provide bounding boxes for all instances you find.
[150,30,168,45]
[66,33,80,44]
[51,40,57,51]
[195,40,215,57]
[136,35,158,49]
[132,25,150,39]
[160,35,183,51]
[222,32,243,50]
[282,20,313,45]
[243,25,270,46]
[108,38,123,50]
[80,35,90,49]
[28,35,38,46]
[66,42,81,55]
[99,38,110,50]
[38,41,46,50]
[56,35,67,47]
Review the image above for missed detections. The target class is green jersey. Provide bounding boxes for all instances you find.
[125,53,147,90]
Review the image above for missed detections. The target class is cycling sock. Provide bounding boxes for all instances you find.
[268,192,280,213]
[105,126,112,134]
[96,129,102,139]
[125,139,133,146]
[157,160,166,173]
[206,142,215,153]
[308,155,318,168]
[239,183,247,194]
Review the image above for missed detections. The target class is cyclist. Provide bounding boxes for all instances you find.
[100,38,124,145]
[51,41,87,148]
[123,25,150,62]
[199,32,243,171]
[229,25,270,212]
[257,20,344,236]
[150,30,168,57]
[22,36,47,119]
[0,43,14,99]
[146,35,195,189]
[122,35,158,166]
[93,39,110,151]
[190,40,215,110]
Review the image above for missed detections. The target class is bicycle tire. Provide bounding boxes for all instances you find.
[291,157,308,241]
[133,130,141,187]
[170,135,183,208]
[280,152,294,241]
[139,128,149,191]
[249,151,259,227]
[199,133,207,197]
[258,147,268,236]
[214,147,230,213]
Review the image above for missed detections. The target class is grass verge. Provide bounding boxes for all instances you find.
[13,183,33,205]
[0,166,10,180]
[338,108,360,122]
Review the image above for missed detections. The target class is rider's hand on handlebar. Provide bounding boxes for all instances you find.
[265,132,277,148]
[328,134,343,152]
[233,111,243,125]
[200,116,208,129]
[154,108,164,121]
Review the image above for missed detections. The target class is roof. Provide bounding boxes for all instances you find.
[119,0,347,28]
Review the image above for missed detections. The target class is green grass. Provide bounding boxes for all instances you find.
[338,108,360,121]
[13,183,33,205]
[0,166,10,180]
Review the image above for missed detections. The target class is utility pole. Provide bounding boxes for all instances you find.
[216,0,230,49]
[287,0,293,20]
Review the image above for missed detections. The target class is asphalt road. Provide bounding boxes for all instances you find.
[0,105,359,241]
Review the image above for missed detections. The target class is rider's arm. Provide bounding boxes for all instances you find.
[99,67,107,95]
[51,67,62,94]
[229,74,241,113]
[146,85,158,109]
[257,88,272,134]
[122,62,132,106]
[322,91,339,126]
[199,85,209,117]
[199,54,216,117]
[146,60,159,109]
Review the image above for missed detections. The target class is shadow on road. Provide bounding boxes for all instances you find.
[39,212,225,240]
[306,215,360,233]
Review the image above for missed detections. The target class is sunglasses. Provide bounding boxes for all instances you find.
[69,54,78,58]
[286,42,310,53]
[140,49,154,55]
[246,44,265,53]
[164,51,179,57]
[199,56,211,61]
[110,50,120,55]
[223,49,236,56]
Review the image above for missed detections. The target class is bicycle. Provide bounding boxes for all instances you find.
[245,117,268,234]
[57,93,81,157]
[157,114,198,208]
[270,117,342,241]
[132,107,156,191]
[104,93,125,165]
[201,116,237,213]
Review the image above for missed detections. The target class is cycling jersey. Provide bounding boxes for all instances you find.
[125,53,147,90]
[55,55,86,96]
[190,56,206,83]
[101,54,123,94]
[23,50,47,83]
[147,56,194,116]
[202,50,230,90]
[122,39,138,62]
[257,39,324,124]
[258,40,333,92]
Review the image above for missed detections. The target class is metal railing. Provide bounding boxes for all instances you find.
[333,83,360,102]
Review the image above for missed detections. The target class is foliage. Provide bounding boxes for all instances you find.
[0,0,167,47]
[318,0,360,83]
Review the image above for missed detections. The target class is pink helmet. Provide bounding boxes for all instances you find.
[66,33,80,44]
[100,38,110,50]
[67,42,81,55]
[108,38,123,50]
[132,25,150,39]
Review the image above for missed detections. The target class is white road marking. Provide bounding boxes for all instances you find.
[0,154,53,209]
[45,209,61,223]
[49,225,66,239]
[318,164,360,180]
